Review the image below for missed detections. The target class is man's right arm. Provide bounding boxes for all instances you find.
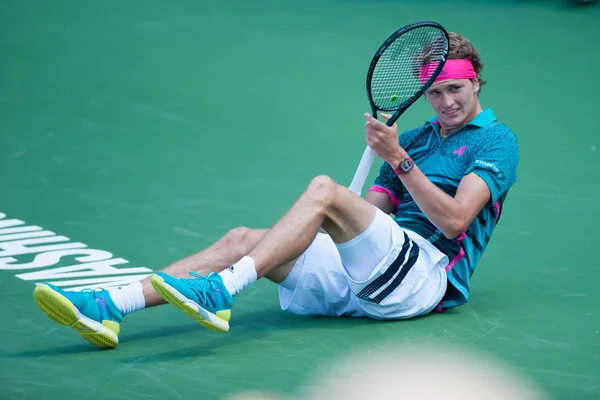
[365,190,397,215]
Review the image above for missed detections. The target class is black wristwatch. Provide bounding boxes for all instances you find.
[393,157,414,175]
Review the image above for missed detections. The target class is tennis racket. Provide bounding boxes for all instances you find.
[348,21,449,196]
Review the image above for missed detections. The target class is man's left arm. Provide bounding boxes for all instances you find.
[392,167,490,239]
[364,112,517,239]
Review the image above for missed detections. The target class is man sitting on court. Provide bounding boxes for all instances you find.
[33,32,519,348]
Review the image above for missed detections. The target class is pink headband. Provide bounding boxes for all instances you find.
[419,59,477,85]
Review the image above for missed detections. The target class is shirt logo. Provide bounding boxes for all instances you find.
[453,146,466,156]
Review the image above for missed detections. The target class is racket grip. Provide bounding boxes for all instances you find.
[348,146,376,196]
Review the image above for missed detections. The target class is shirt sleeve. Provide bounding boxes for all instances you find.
[465,125,519,203]
[370,161,404,209]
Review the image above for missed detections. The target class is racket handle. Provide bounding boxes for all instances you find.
[348,145,376,196]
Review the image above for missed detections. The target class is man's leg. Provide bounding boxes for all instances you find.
[152,175,378,331]
[248,175,376,278]
[33,226,295,348]
[140,227,269,307]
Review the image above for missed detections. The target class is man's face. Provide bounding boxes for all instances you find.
[426,79,481,133]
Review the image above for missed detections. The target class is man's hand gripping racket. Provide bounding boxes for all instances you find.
[348,21,450,196]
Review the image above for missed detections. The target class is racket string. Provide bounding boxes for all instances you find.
[370,26,447,110]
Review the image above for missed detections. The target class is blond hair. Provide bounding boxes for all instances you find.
[448,32,486,92]
[413,31,486,94]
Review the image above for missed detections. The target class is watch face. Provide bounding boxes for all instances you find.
[400,158,413,171]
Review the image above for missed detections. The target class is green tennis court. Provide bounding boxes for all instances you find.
[1,0,599,399]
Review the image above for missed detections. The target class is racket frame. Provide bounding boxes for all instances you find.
[348,21,449,196]
[366,20,450,126]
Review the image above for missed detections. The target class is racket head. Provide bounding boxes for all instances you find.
[366,21,449,124]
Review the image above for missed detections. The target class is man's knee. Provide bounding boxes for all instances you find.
[306,175,338,208]
[223,227,266,255]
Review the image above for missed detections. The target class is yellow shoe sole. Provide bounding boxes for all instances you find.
[150,274,230,332]
[33,284,119,349]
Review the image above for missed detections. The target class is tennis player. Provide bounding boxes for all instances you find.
[33,32,519,348]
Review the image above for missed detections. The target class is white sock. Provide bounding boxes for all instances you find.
[218,256,258,296]
[109,281,146,317]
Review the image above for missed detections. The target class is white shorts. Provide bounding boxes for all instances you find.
[278,207,450,320]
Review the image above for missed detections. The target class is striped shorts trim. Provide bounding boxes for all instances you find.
[356,232,419,304]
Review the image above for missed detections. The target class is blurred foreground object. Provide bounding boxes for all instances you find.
[297,341,548,400]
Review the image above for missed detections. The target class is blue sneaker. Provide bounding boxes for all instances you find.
[33,283,123,348]
[151,272,233,332]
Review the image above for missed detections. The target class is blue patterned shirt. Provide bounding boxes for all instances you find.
[371,108,519,309]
